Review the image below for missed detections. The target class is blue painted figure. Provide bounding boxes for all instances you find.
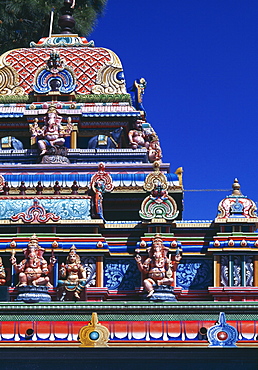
[128,78,147,114]
[0,136,23,150]
[88,127,123,149]
[93,180,105,220]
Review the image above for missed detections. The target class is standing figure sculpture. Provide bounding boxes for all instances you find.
[128,78,147,115]
[30,105,73,156]
[0,257,6,285]
[58,245,87,300]
[92,180,105,220]
[135,235,182,299]
[10,234,56,287]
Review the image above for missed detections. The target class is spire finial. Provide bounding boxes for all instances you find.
[232,178,242,196]
[58,0,76,34]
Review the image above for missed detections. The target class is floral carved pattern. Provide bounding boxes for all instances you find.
[91,49,127,94]
[81,256,96,287]
[143,162,168,192]
[104,259,141,290]
[11,199,60,223]
[176,259,213,290]
[0,53,25,96]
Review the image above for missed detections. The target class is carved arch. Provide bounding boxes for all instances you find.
[0,51,25,95]
[91,48,127,94]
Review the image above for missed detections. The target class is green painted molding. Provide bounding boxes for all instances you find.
[0,94,132,105]
[75,94,132,103]
[0,95,33,104]
[0,301,258,322]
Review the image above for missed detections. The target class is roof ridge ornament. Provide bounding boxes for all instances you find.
[30,35,94,48]
[207,312,238,347]
[30,1,94,48]
[58,0,76,34]
[231,178,242,196]
[140,162,178,221]
[143,161,168,192]
[33,51,76,95]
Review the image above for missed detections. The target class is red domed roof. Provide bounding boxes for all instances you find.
[0,36,127,96]
[4,47,111,95]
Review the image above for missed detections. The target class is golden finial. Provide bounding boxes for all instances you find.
[232,178,242,196]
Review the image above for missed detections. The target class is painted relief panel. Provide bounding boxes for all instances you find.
[0,319,257,343]
[0,198,91,220]
[104,259,141,290]
[176,259,213,290]
[221,255,253,287]
[81,256,96,287]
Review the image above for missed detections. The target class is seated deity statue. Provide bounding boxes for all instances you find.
[150,182,168,201]
[128,120,149,149]
[58,245,87,300]
[10,234,56,287]
[29,105,73,155]
[135,235,182,297]
[128,120,162,162]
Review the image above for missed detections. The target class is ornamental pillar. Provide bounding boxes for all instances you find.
[253,255,258,286]
[96,256,103,287]
[71,125,78,149]
[214,255,221,287]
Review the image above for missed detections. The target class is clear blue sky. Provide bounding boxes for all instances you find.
[90,1,258,220]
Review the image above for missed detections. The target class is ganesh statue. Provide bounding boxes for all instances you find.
[135,234,182,301]
[10,234,56,302]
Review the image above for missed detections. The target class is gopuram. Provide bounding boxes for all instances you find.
[0,1,257,359]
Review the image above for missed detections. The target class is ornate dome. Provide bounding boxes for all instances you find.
[0,35,127,96]
[216,178,257,220]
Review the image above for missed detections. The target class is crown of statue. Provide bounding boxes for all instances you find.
[150,134,159,142]
[49,50,60,59]
[47,105,58,114]
[152,234,163,244]
[69,245,77,254]
[30,233,38,242]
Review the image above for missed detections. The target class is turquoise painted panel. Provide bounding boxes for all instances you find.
[0,198,91,220]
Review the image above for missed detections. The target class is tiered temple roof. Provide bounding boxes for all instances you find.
[0,2,257,358]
